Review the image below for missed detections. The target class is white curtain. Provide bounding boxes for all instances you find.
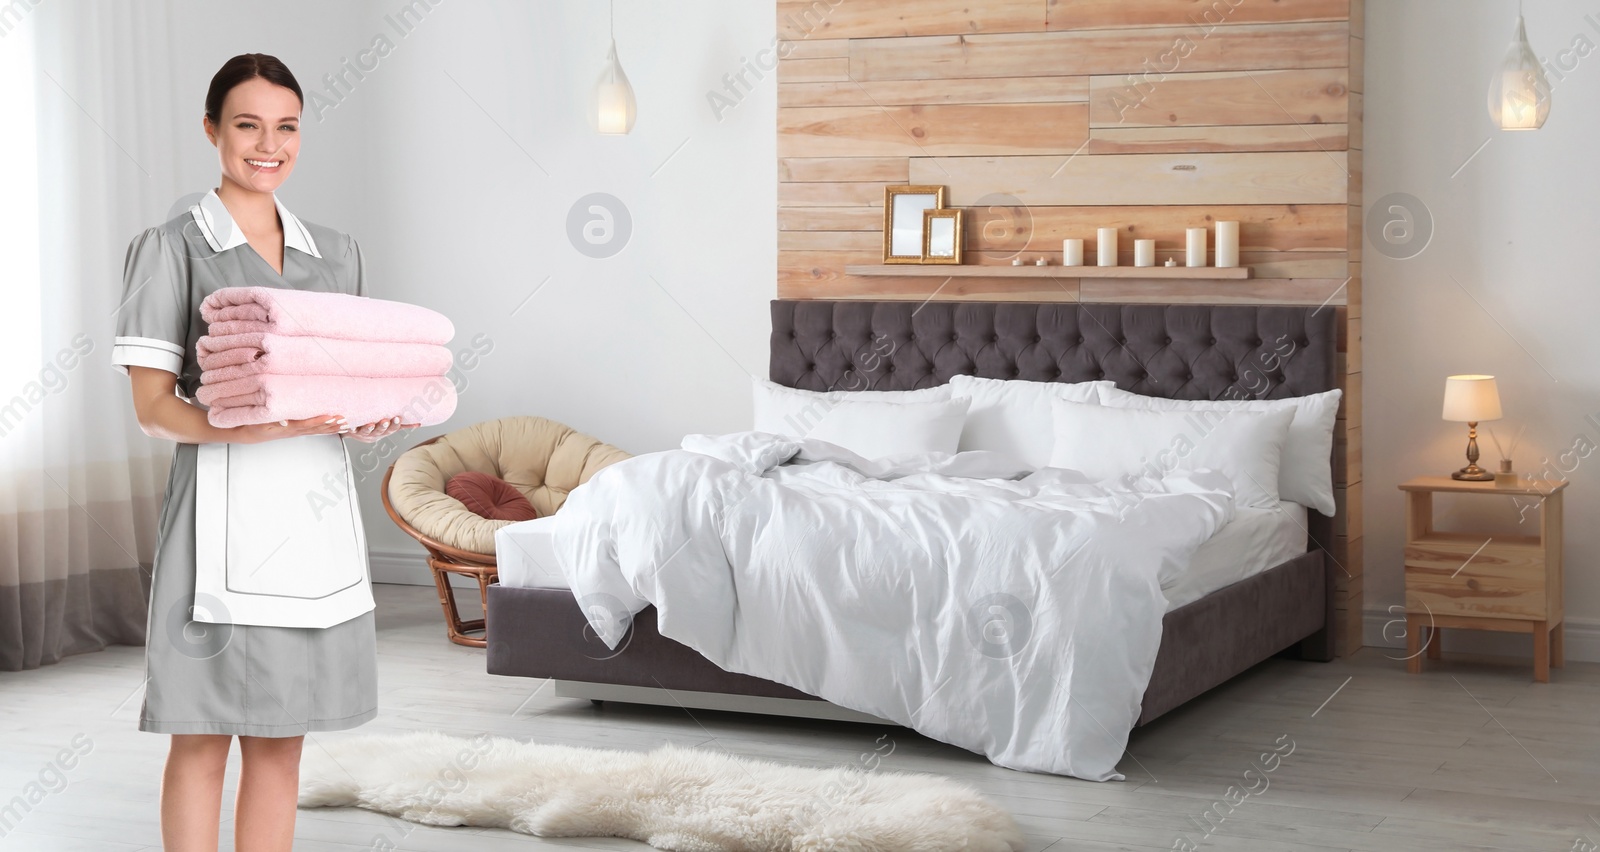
[0,2,182,669]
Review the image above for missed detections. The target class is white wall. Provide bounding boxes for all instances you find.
[1364,0,1600,658]
[343,1,778,573]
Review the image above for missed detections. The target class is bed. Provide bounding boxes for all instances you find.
[485,301,1335,732]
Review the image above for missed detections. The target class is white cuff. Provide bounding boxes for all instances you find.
[112,336,184,376]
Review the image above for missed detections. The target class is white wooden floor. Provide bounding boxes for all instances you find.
[2,583,1597,852]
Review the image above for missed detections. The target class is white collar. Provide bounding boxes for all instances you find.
[190,188,321,258]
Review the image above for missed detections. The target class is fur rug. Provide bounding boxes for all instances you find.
[298,731,1024,852]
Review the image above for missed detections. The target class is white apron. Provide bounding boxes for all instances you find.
[192,434,375,629]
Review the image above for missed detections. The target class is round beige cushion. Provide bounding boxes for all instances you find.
[386,416,631,557]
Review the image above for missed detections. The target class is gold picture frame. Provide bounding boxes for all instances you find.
[922,208,964,264]
[882,185,946,264]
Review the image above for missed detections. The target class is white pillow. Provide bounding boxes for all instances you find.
[947,376,1114,468]
[753,379,950,435]
[1096,386,1342,516]
[1048,399,1295,509]
[752,379,968,458]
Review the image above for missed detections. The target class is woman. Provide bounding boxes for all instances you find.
[115,54,413,852]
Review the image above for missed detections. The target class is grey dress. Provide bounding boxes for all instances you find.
[114,191,378,736]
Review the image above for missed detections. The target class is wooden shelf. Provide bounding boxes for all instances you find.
[843,264,1252,279]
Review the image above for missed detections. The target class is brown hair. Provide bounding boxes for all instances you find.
[204,53,303,125]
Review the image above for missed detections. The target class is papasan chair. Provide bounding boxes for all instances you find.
[382,416,630,647]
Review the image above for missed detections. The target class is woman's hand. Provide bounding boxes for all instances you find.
[346,416,419,443]
[237,415,350,444]
[236,415,418,443]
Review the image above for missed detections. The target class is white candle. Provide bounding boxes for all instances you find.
[1215,221,1240,268]
[1185,227,1208,268]
[1062,238,1084,266]
[1097,228,1119,267]
[1134,239,1155,267]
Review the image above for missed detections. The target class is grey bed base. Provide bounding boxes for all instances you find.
[487,301,1336,727]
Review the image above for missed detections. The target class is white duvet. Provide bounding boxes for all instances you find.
[552,432,1236,780]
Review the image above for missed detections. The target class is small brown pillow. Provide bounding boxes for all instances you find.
[445,472,539,522]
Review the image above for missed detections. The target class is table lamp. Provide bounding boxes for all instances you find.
[1442,375,1503,480]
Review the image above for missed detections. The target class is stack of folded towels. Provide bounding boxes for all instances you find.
[194,286,458,429]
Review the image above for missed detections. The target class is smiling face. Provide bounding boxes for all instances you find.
[204,76,302,194]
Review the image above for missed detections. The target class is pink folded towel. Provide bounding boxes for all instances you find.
[200,286,454,344]
[197,374,458,429]
[196,333,454,384]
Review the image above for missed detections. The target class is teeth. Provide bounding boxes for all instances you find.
[246,159,281,167]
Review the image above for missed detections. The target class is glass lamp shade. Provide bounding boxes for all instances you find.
[1442,375,1503,423]
[1487,15,1550,130]
[594,39,636,135]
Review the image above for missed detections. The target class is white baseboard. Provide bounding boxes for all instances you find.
[1362,608,1600,664]
[369,548,434,586]
[369,548,496,593]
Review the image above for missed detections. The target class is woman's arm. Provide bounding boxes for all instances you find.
[128,366,346,444]
[128,367,417,444]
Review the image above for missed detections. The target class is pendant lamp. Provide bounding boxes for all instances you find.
[594,0,636,135]
[1487,3,1550,130]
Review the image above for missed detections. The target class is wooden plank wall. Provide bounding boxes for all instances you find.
[776,0,1365,653]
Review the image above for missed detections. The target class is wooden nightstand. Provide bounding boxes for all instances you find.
[1398,476,1566,682]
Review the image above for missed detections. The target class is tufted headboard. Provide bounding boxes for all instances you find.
[768,299,1339,576]
[769,301,1336,401]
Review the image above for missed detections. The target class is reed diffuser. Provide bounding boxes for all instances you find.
[1487,424,1525,487]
